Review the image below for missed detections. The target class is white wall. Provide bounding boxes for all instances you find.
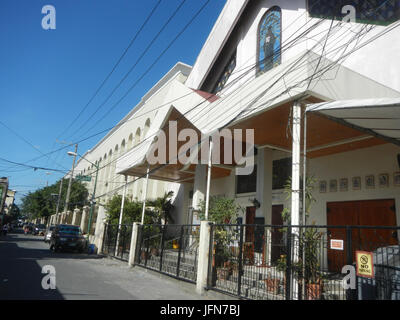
[308,143,400,226]
[189,0,400,97]
[71,65,191,208]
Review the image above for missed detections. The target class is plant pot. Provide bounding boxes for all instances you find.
[216,267,230,280]
[264,278,280,294]
[141,251,149,261]
[306,282,323,300]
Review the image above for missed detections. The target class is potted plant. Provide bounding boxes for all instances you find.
[198,196,242,282]
[302,225,324,300]
[264,271,280,294]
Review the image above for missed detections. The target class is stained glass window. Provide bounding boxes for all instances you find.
[213,51,237,93]
[308,0,400,26]
[257,6,282,75]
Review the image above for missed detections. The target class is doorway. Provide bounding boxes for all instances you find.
[327,199,398,272]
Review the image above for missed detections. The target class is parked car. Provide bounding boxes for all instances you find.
[50,224,87,253]
[44,225,55,243]
[33,224,47,236]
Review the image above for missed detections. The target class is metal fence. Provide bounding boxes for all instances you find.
[207,224,400,300]
[136,224,200,283]
[102,224,132,261]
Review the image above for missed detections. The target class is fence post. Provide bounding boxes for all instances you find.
[159,225,166,272]
[196,220,211,295]
[237,224,244,297]
[176,225,184,277]
[128,222,141,267]
[346,226,356,300]
[120,225,126,259]
[286,226,292,300]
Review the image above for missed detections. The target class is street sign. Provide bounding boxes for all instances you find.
[356,251,374,278]
[76,175,91,182]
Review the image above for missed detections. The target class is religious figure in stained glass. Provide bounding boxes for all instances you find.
[258,7,282,75]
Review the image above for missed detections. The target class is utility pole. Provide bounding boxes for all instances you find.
[64,144,78,213]
[55,178,63,214]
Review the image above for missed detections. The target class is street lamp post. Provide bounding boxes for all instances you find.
[64,144,78,213]
[87,162,99,236]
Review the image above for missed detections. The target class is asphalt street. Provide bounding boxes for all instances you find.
[0,229,229,300]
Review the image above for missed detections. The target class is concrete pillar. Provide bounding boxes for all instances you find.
[66,210,73,224]
[128,222,140,267]
[291,101,301,300]
[196,220,211,295]
[93,206,106,253]
[192,164,207,224]
[80,206,89,233]
[71,208,82,226]
[255,148,273,266]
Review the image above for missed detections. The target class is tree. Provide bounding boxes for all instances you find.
[148,191,175,224]
[198,195,241,224]
[20,179,89,222]
[104,195,157,225]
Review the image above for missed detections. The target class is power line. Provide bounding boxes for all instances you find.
[53,0,164,141]
[0,157,68,174]
[67,0,189,141]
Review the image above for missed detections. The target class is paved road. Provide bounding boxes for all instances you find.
[0,229,230,300]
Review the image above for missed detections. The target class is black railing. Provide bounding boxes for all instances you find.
[102,224,132,261]
[207,224,400,300]
[136,224,200,283]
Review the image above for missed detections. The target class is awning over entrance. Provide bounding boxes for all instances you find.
[306,98,400,147]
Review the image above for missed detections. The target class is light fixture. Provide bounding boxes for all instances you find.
[67,151,77,157]
[249,198,261,208]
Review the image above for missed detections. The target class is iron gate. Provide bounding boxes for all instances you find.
[136,224,200,283]
[207,224,400,300]
[102,224,132,261]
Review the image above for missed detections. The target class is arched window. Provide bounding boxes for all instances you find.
[135,128,141,146]
[128,133,133,150]
[257,6,282,75]
[144,119,151,138]
[121,139,126,154]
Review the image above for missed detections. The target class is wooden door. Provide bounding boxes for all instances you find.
[327,201,359,272]
[358,199,397,252]
[271,205,284,263]
[327,199,398,272]
[244,207,256,264]
[245,207,256,241]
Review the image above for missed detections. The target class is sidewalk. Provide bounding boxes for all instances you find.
[92,255,237,300]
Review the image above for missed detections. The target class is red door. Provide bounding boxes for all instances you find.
[244,207,256,264]
[327,199,397,272]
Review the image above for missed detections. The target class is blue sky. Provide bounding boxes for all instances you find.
[0,0,226,205]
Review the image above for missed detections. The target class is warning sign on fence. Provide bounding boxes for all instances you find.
[356,251,374,278]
